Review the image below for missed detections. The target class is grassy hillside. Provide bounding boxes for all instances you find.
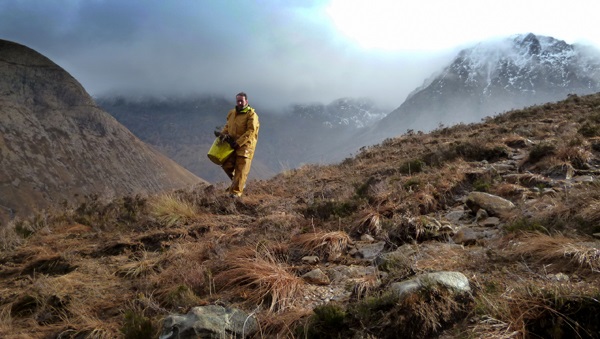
[1,93,600,338]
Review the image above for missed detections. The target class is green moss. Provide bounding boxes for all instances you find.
[304,200,358,220]
[504,218,547,233]
[299,304,349,339]
[120,310,154,339]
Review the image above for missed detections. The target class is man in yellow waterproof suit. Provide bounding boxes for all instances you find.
[217,92,260,198]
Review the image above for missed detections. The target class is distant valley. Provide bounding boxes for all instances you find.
[99,33,600,181]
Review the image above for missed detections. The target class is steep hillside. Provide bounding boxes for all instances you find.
[0,40,203,224]
[1,93,600,338]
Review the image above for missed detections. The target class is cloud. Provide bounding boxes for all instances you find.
[0,0,455,110]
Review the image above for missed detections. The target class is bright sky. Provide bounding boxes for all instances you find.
[1,0,599,109]
[326,0,600,51]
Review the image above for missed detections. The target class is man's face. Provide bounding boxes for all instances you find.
[236,95,247,109]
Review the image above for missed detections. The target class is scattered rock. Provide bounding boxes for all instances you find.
[547,273,569,282]
[360,234,375,242]
[544,163,574,180]
[465,192,515,216]
[445,208,466,223]
[388,271,471,301]
[302,268,331,285]
[477,217,500,227]
[302,256,320,264]
[572,175,594,182]
[452,227,477,246]
[159,305,258,339]
[375,244,418,271]
[354,241,386,260]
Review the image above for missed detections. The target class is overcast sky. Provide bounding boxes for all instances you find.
[1,0,599,110]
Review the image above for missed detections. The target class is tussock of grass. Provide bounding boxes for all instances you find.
[149,193,197,227]
[491,183,528,199]
[581,199,600,224]
[350,286,471,338]
[289,231,351,261]
[257,308,312,338]
[472,280,600,338]
[214,246,305,312]
[556,145,592,169]
[510,233,600,272]
[352,210,382,236]
[116,251,161,278]
[0,222,23,252]
[351,274,381,300]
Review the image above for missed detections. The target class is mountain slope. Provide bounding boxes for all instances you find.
[378,33,600,137]
[1,93,600,338]
[0,40,203,223]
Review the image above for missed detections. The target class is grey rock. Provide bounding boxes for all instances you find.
[452,227,478,245]
[466,192,515,216]
[301,256,320,264]
[360,234,375,242]
[375,244,418,271]
[445,209,465,223]
[355,241,386,260]
[572,175,594,182]
[160,305,258,339]
[388,271,471,301]
[302,268,331,285]
[477,217,501,227]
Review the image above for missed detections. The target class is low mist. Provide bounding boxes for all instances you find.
[0,0,456,112]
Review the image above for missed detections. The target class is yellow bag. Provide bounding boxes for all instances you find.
[207,138,234,165]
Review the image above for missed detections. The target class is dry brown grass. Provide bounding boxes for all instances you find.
[351,210,382,236]
[351,274,381,300]
[580,199,600,224]
[471,277,600,339]
[148,193,198,227]
[0,222,23,252]
[289,231,351,261]
[491,182,529,199]
[214,246,306,312]
[555,145,593,169]
[151,242,214,299]
[256,308,312,338]
[509,233,600,272]
[116,251,162,278]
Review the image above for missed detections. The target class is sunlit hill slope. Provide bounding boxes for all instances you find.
[0,40,204,224]
[1,91,600,338]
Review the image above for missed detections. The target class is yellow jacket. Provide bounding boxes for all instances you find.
[221,106,260,158]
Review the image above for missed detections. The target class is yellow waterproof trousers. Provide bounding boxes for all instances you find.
[221,155,252,196]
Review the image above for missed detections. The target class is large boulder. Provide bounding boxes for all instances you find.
[465,192,515,216]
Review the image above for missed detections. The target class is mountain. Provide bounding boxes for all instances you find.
[97,96,388,183]
[376,33,600,138]
[290,98,387,129]
[0,40,203,223]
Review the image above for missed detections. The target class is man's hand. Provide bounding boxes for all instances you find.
[216,132,238,149]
